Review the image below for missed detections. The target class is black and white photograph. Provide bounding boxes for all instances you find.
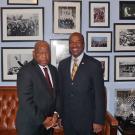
[53,1,81,34]
[7,0,38,5]
[50,39,70,67]
[94,56,109,81]
[58,7,76,29]
[89,2,110,27]
[115,88,135,118]
[91,37,107,47]
[86,31,112,52]
[115,56,135,81]
[114,23,135,52]
[1,7,44,42]
[120,1,135,20]
[1,47,33,81]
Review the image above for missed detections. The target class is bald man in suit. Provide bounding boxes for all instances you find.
[16,41,59,135]
[58,32,106,135]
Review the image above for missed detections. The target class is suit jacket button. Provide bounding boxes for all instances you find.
[71,82,74,85]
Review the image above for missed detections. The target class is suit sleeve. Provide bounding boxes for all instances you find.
[92,62,106,125]
[54,67,61,115]
[17,68,45,126]
[57,62,64,118]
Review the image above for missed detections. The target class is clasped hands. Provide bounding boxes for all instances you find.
[43,113,60,129]
[93,123,104,133]
[43,114,103,133]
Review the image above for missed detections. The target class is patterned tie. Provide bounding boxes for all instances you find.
[43,67,53,90]
[71,59,78,80]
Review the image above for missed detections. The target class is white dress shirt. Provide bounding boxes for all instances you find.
[38,65,53,87]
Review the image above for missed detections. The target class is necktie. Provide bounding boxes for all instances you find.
[43,67,53,90]
[71,59,78,80]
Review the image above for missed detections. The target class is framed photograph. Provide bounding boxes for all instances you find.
[1,47,33,81]
[115,88,135,118]
[7,0,38,5]
[1,7,44,42]
[86,31,112,52]
[114,23,135,52]
[114,56,135,81]
[89,2,110,27]
[50,39,70,67]
[120,1,135,20]
[94,56,109,81]
[53,1,82,34]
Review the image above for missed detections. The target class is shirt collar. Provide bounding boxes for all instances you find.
[71,52,84,63]
[38,64,49,69]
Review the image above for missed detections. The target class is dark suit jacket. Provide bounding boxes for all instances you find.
[16,59,59,135]
[58,53,106,132]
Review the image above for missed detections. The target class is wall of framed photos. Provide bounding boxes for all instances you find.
[0,0,135,115]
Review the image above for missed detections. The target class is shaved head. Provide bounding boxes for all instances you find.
[69,32,84,45]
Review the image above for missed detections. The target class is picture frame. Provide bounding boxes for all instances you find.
[7,0,38,5]
[119,1,135,20]
[89,2,110,28]
[115,88,135,118]
[50,39,70,67]
[114,56,135,81]
[1,7,44,42]
[1,47,33,81]
[53,1,82,34]
[93,56,109,81]
[86,31,112,52]
[114,23,135,52]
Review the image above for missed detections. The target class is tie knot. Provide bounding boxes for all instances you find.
[43,67,48,71]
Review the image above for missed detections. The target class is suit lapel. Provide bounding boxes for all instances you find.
[67,57,72,81]
[48,65,57,97]
[32,59,45,80]
[48,65,55,89]
[32,60,54,95]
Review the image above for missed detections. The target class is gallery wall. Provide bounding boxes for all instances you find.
[0,0,135,115]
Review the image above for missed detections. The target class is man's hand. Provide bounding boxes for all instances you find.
[43,116,53,129]
[51,112,59,127]
[57,119,63,127]
[43,113,59,129]
[93,123,104,133]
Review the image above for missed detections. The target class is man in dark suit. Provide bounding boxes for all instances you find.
[58,32,106,135]
[16,41,59,135]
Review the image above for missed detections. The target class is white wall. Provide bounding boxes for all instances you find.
[0,0,135,115]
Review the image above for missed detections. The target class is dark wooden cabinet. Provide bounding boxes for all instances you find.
[118,126,135,135]
[116,116,135,135]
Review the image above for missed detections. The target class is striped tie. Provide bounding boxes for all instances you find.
[71,59,78,80]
